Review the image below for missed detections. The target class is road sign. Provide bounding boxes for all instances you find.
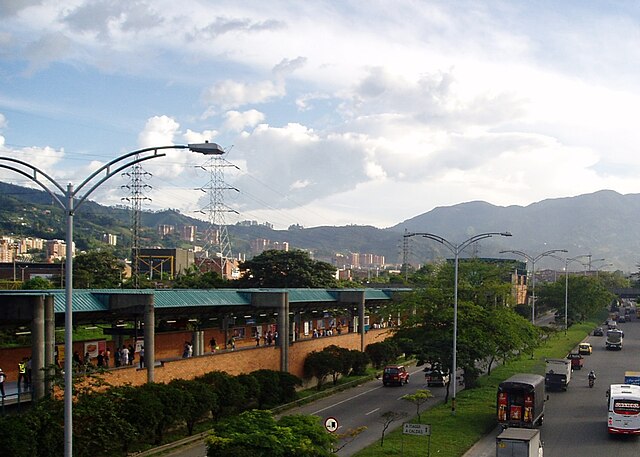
[403,423,431,436]
[324,416,339,433]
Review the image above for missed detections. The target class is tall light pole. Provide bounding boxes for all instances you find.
[549,254,590,335]
[0,141,224,457]
[500,249,567,324]
[405,230,512,415]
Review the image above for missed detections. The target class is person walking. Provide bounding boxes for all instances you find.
[17,358,27,391]
[0,367,6,398]
[209,337,217,353]
[139,346,145,369]
[120,345,129,367]
[104,348,110,368]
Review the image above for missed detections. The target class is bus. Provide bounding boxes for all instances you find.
[608,384,640,435]
[606,329,623,350]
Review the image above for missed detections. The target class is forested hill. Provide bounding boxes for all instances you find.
[1,181,639,271]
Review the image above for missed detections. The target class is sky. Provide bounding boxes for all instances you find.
[2,1,640,230]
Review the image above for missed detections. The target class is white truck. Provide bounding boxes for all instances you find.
[496,428,543,457]
[606,329,624,350]
[544,358,571,391]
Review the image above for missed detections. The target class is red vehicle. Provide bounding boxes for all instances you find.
[382,365,409,386]
[567,353,584,370]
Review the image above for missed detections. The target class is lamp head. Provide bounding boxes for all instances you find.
[188,141,225,155]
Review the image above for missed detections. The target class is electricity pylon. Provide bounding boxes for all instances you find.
[122,162,152,288]
[196,151,239,279]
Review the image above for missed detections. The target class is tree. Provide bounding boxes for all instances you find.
[206,410,336,456]
[173,266,228,289]
[195,371,248,419]
[365,341,401,369]
[22,276,55,290]
[303,350,337,390]
[401,389,433,420]
[378,411,406,447]
[235,249,338,288]
[169,379,218,435]
[73,250,124,288]
[537,275,614,322]
[391,259,539,396]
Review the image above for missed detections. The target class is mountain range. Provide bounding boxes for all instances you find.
[0,181,637,273]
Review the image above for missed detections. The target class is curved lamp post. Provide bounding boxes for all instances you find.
[0,141,224,457]
[500,249,567,324]
[405,230,512,415]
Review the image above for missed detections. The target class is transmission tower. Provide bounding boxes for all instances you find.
[122,162,152,289]
[196,151,239,279]
[402,229,410,282]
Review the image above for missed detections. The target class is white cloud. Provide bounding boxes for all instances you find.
[202,79,285,110]
[222,110,265,132]
[8,1,640,231]
[137,115,180,148]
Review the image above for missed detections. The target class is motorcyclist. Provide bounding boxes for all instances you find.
[588,370,596,386]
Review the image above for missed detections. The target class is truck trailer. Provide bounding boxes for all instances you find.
[497,373,546,428]
[624,372,640,386]
[496,428,543,457]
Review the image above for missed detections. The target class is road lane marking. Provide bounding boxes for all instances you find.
[312,386,383,414]
[365,408,380,415]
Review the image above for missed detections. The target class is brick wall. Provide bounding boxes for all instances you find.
[0,328,391,385]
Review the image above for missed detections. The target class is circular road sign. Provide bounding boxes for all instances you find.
[324,416,339,433]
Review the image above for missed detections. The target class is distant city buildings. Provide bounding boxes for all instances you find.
[45,239,75,262]
[250,238,290,255]
[236,220,274,229]
[0,236,74,263]
[102,233,117,246]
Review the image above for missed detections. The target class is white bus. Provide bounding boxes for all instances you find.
[608,384,640,435]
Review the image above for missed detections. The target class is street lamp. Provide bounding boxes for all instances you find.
[500,249,567,324]
[549,254,590,335]
[0,141,223,457]
[405,230,512,415]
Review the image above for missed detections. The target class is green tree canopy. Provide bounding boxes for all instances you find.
[537,274,614,322]
[22,276,55,290]
[73,250,124,288]
[390,258,539,394]
[206,410,336,457]
[173,266,228,289]
[235,249,338,288]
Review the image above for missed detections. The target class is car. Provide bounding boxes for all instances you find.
[578,342,592,355]
[567,352,584,370]
[382,365,409,386]
[618,315,626,323]
[593,327,604,336]
[424,369,450,387]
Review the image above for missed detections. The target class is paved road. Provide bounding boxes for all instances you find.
[163,364,455,457]
[464,314,640,457]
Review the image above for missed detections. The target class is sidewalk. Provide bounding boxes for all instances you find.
[1,380,33,408]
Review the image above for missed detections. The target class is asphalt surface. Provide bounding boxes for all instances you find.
[463,313,640,457]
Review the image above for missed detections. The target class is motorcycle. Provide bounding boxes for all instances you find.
[588,377,595,388]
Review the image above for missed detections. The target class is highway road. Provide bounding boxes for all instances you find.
[284,365,452,456]
[465,311,640,457]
